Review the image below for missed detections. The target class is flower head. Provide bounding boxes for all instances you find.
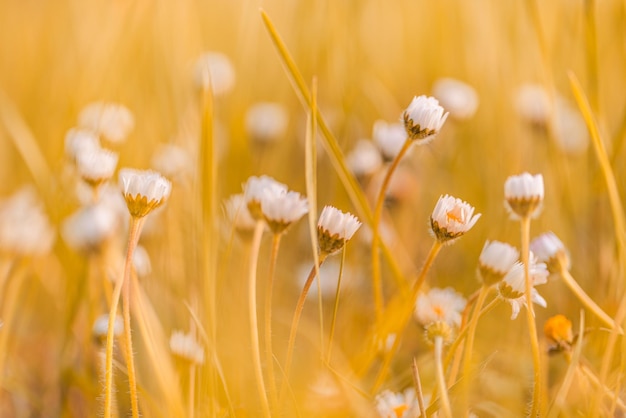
[430,194,481,244]
[224,194,257,233]
[478,240,520,286]
[119,169,172,218]
[65,128,100,161]
[432,77,479,120]
[92,314,123,340]
[151,144,194,181]
[317,206,361,256]
[504,172,544,219]
[260,189,308,234]
[245,102,289,144]
[515,84,551,127]
[375,388,419,418]
[62,203,119,253]
[346,139,383,177]
[0,187,55,255]
[544,314,573,350]
[170,330,205,365]
[78,101,134,143]
[530,231,570,274]
[415,287,466,329]
[75,147,118,187]
[373,120,407,161]
[243,175,288,221]
[194,52,235,96]
[402,95,448,143]
[498,254,549,319]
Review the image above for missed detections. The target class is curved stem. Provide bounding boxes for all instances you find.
[460,285,490,413]
[371,240,442,393]
[435,336,452,418]
[521,216,542,417]
[371,139,413,323]
[248,221,271,418]
[560,269,620,332]
[104,217,142,418]
[265,233,282,412]
[280,255,327,403]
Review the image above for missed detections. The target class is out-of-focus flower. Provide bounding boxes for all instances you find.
[430,194,481,244]
[373,120,407,161]
[78,102,134,143]
[515,84,551,126]
[415,287,467,329]
[260,189,308,234]
[346,139,383,177]
[317,206,361,256]
[62,203,119,252]
[224,194,257,233]
[530,231,570,274]
[402,95,448,143]
[245,102,289,144]
[297,258,355,300]
[65,128,100,161]
[151,144,194,181]
[544,314,573,348]
[432,77,479,120]
[243,175,288,220]
[498,254,549,319]
[170,330,205,365]
[478,240,519,286]
[93,314,123,339]
[194,52,235,96]
[553,98,589,155]
[375,388,419,418]
[0,187,55,255]
[119,169,172,218]
[75,147,118,187]
[504,172,544,219]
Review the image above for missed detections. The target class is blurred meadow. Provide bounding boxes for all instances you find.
[0,0,626,416]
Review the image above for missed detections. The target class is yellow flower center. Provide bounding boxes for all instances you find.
[446,207,464,223]
[393,404,408,417]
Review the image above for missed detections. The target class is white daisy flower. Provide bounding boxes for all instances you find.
[75,147,118,187]
[373,120,407,161]
[317,206,361,255]
[62,203,119,252]
[224,194,257,233]
[504,172,544,219]
[415,287,467,328]
[430,194,481,243]
[478,240,520,286]
[402,95,449,143]
[346,139,383,177]
[375,388,419,418]
[260,189,308,234]
[245,102,289,144]
[64,128,101,161]
[530,231,570,274]
[78,101,134,143]
[0,187,55,256]
[498,254,549,319]
[243,175,288,221]
[151,144,194,181]
[119,168,172,218]
[170,330,205,365]
[193,52,235,96]
[92,314,123,339]
[515,83,551,126]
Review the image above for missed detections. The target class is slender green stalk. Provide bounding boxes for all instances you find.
[559,269,620,332]
[264,233,282,411]
[280,254,327,403]
[104,217,142,418]
[460,285,490,412]
[435,336,453,418]
[371,139,413,323]
[371,240,442,393]
[326,247,346,363]
[248,221,271,418]
[521,216,543,417]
